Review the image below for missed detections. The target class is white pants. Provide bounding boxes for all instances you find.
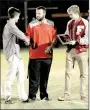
[1,86,2,96]
[4,54,28,101]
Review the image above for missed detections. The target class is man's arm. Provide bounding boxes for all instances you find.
[10,24,29,45]
[79,20,88,45]
[25,24,31,39]
[45,25,57,54]
[49,27,57,48]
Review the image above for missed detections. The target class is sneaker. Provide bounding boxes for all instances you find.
[5,96,14,104]
[5,99,13,104]
[28,97,36,102]
[40,95,51,101]
[28,94,36,101]
[40,93,49,100]
[58,94,71,101]
[41,97,51,101]
[22,99,29,103]
[29,97,36,101]
[81,96,87,101]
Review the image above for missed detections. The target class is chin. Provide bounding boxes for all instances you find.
[38,19,43,21]
[37,17,42,21]
[16,20,18,23]
[37,18,40,20]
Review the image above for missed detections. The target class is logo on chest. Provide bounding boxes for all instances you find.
[76,25,84,35]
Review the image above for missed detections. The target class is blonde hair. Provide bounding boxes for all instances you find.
[67,5,80,14]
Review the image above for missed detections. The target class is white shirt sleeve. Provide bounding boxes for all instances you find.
[79,20,88,45]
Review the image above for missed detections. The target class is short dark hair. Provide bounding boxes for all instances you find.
[36,6,46,12]
[8,7,21,18]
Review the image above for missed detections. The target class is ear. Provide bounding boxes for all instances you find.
[44,11,46,16]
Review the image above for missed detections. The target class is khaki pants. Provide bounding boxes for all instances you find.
[65,49,88,97]
[4,54,28,101]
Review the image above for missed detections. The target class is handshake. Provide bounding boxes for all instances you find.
[24,38,30,46]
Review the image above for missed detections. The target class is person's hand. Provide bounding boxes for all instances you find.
[68,40,76,45]
[45,46,52,54]
[25,38,30,46]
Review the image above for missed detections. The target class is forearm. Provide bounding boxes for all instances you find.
[49,39,57,49]
[10,25,28,42]
[79,20,88,45]
[79,36,88,45]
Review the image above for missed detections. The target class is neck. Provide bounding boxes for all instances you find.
[74,15,80,21]
[9,18,16,24]
[40,17,45,21]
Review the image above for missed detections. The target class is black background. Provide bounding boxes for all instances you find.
[0,0,89,48]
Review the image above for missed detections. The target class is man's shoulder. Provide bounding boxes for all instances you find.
[47,19,54,26]
[3,22,10,31]
[30,19,39,24]
[67,19,73,25]
[29,19,39,28]
[81,17,88,24]
[7,21,17,28]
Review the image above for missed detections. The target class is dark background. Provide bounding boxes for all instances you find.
[0,0,89,49]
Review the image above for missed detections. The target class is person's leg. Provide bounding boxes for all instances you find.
[58,51,74,101]
[1,86,2,97]
[28,59,40,100]
[40,58,52,100]
[64,51,75,95]
[16,58,28,102]
[4,55,18,103]
[76,52,88,100]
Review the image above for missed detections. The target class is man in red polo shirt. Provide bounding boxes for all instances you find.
[26,6,56,100]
